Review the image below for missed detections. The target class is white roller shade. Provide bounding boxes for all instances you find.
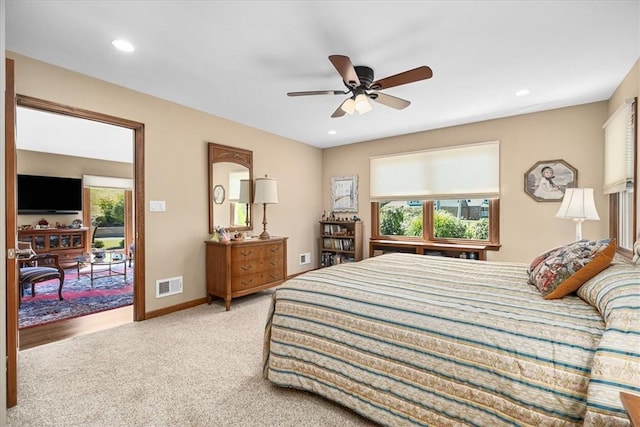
[370,141,500,201]
[603,99,635,194]
[83,175,133,189]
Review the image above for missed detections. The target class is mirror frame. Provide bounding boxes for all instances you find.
[208,142,253,234]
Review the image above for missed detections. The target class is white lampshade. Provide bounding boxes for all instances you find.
[238,179,251,204]
[254,176,278,204]
[555,188,600,241]
[555,188,600,220]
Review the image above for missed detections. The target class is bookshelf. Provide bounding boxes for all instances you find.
[320,220,363,267]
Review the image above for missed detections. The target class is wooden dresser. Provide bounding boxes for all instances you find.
[205,236,288,310]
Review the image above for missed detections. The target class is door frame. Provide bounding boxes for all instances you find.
[15,94,146,323]
[5,58,18,408]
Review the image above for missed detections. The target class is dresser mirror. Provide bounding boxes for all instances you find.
[208,143,253,234]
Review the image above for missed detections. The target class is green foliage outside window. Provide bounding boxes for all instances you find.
[378,202,489,240]
[380,202,422,236]
[94,194,125,226]
[433,210,466,238]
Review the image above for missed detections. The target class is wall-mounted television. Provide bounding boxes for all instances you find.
[17,174,82,214]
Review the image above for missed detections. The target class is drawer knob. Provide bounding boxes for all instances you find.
[240,250,253,257]
[240,279,253,286]
[240,264,254,271]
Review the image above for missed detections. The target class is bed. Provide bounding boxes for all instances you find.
[263,248,640,426]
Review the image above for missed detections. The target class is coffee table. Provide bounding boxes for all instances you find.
[76,251,128,288]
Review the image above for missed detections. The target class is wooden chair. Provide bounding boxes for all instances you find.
[18,252,65,306]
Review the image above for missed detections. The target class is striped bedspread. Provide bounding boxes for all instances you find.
[263,253,639,426]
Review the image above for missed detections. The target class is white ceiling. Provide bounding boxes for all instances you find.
[6,1,640,150]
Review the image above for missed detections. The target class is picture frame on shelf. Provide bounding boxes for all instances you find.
[331,175,358,212]
[524,159,577,202]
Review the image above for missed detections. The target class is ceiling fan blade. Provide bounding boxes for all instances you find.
[369,92,411,110]
[287,90,346,97]
[328,55,360,88]
[370,66,433,90]
[331,99,349,118]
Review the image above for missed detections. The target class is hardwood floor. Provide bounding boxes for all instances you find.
[19,305,133,350]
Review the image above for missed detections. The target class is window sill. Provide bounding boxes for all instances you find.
[370,239,492,260]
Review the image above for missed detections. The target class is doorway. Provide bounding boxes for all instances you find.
[12,95,145,338]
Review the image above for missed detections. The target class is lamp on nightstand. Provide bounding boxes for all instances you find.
[555,188,600,241]
[254,175,278,240]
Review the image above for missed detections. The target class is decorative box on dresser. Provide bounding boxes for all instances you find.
[205,236,288,311]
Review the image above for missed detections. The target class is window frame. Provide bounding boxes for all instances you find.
[607,97,637,259]
[371,199,501,250]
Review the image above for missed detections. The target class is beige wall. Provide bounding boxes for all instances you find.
[8,52,323,313]
[323,102,610,263]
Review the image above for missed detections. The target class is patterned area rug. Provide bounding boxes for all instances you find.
[19,264,133,329]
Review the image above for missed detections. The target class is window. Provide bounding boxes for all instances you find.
[373,199,499,245]
[371,142,500,248]
[603,98,636,253]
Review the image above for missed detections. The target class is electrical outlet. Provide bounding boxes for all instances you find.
[299,252,311,265]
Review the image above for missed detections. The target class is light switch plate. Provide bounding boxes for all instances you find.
[149,200,166,212]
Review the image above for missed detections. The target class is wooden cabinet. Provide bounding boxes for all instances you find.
[18,227,90,267]
[370,239,487,261]
[320,220,363,267]
[205,236,288,311]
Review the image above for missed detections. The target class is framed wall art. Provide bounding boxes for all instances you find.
[331,175,358,212]
[524,159,577,202]
[213,185,225,204]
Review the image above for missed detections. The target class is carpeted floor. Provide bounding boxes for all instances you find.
[19,264,133,329]
[8,290,376,427]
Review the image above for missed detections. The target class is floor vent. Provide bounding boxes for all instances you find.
[156,276,183,298]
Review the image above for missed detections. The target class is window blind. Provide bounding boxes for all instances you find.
[370,141,500,201]
[82,175,133,189]
[603,98,635,194]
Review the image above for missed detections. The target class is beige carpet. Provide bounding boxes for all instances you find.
[7,290,376,426]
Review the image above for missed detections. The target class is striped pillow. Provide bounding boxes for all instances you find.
[577,265,640,423]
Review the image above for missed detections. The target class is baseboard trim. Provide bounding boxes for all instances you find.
[144,273,315,320]
[145,297,208,320]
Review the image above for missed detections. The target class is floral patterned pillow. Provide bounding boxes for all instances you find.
[529,239,616,299]
[527,245,562,275]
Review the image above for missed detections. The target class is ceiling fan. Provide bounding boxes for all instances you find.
[287,55,433,118]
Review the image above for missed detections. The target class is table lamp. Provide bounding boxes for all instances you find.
[555,188,600,241]
[254,175,278,239]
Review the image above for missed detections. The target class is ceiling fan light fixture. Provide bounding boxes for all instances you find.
[341,98,356,115]
[355,94,372,114]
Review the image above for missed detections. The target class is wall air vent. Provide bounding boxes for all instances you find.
[156,276,183,298]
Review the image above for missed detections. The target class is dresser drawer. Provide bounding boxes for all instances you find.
[231,268,285,291]
[231,242,283,261]
[231,256,283,277]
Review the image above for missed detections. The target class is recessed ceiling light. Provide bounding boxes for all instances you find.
[515,89,530,96]
[112,39,135,52]
[328,130,337,135]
